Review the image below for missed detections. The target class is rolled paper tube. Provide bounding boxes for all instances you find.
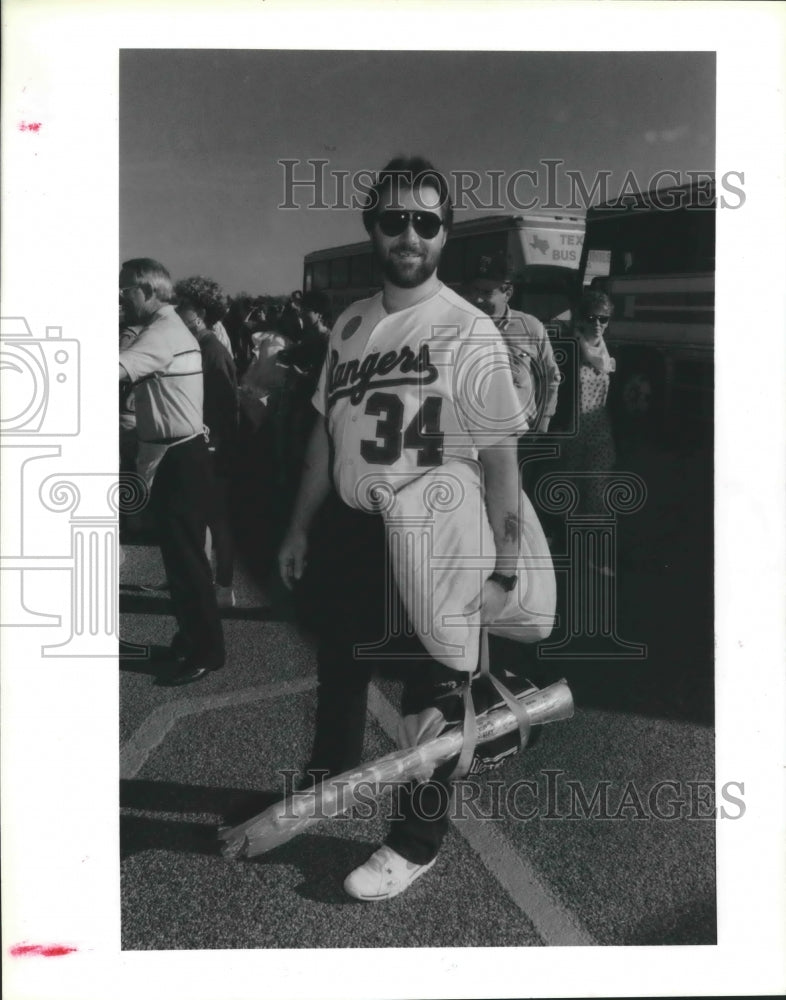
[219,678,573,859]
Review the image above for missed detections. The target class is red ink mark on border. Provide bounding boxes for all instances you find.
[10,943,77,957]
[18,122,42,132]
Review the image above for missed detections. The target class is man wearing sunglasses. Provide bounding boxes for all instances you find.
[278,157,530,902]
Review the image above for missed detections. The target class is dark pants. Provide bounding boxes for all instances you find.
[150,436,225,669]
[301,494,465,866]
[518,434,563,539]
[207,452,234,588]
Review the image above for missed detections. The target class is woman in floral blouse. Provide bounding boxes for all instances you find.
[553,290,617,568]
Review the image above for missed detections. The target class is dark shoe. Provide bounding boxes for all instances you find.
[168,633,191,664]
[156,662,220,687]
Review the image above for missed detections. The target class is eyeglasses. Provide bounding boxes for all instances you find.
[582,314,610,326]
[119,284,140,296]
[376,210,444,240]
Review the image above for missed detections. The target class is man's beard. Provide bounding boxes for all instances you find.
[382,247,440,289]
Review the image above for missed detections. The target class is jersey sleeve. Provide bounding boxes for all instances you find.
[453,315,530,447]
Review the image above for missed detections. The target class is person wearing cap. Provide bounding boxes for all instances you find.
[463,253,561,434]
[463,254,562,534]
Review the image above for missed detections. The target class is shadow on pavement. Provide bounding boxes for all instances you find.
[121,814,220,859]
[120,643,172,677]
[120,777,374,906]
[249,834,373,905]
[120,778,285,858]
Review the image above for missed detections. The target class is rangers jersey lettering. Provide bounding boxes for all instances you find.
[313,284,529,510]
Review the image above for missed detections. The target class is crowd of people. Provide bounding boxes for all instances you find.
[119,276,334,639]
[119,154,619,902]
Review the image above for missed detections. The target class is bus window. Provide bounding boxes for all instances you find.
[350,253,373,288]
[591,208,715,278]
[583,249,611,285]
[313,260,330,290]
[330,257,349,289]
[303,264,313,293]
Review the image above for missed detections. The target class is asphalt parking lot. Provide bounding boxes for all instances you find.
[119,434,716,950]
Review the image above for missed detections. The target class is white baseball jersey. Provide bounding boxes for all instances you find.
[312,284,529,511]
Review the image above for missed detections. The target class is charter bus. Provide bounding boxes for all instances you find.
[578,179,715,441]
[303,212,585,324]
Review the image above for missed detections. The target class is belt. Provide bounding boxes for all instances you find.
[138,433,200,446]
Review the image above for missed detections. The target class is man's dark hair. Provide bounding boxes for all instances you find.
[362,156,453,235]
[174,275,227,319]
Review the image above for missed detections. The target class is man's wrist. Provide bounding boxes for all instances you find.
[489,571,517,592]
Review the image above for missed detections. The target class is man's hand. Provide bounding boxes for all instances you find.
[463,578,511,624]
[278,529,309,590]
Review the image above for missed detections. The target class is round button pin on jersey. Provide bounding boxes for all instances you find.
[341,315,363,341]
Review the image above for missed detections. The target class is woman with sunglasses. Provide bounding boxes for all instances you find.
[553,290,617,570]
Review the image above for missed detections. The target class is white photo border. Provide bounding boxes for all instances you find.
[2,1,785,998]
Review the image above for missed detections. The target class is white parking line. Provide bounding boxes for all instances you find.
[367,682,597,947]
[119,677,318,779]
[121,672,594,944]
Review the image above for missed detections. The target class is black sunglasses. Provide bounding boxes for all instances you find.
[582,314,610,326]
[376,210,444,240]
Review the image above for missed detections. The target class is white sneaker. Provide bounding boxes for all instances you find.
[215,585,236,608]
[343,845,436,901]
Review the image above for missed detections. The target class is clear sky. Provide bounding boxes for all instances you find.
[120,49,715,297]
